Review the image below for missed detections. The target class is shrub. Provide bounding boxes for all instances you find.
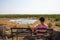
[48,22,52,28]
[55,18,60,21]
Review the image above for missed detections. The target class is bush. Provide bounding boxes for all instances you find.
[48,23,52,28]
[55,18,60,21]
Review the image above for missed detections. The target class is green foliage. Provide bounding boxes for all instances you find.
[0,14,60,18]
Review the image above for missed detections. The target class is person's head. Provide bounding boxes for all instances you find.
[39,17,45,23]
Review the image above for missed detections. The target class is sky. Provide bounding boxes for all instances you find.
[0,0,60,14]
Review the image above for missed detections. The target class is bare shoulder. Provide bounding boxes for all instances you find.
[35,24,40,27]
[44,24,48,26]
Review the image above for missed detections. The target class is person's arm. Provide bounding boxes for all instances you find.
[31,24,38,32]
[46,25,49,28]
[34,24,39,31]
[29,24,35,32]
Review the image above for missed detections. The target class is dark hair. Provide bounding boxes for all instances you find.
[39,17,45,22]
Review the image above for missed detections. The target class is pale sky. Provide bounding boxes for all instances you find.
[0,0,60,14]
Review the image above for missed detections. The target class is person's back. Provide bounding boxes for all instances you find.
[35,17,48,36]
[36,23,48,28]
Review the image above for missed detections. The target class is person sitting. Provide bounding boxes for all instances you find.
[34,17,48,37]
